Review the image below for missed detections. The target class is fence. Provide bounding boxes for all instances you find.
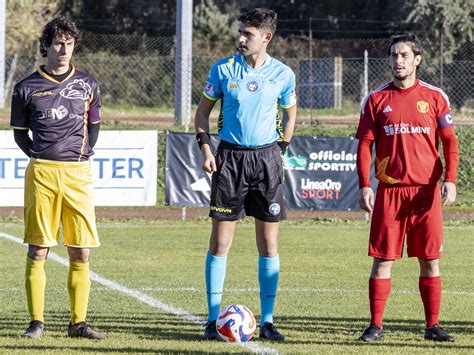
[4,33,473,120]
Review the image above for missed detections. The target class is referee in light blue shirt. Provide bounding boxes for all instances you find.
[194,7,297,342]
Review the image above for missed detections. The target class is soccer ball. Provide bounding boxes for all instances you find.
[216,304,256,343]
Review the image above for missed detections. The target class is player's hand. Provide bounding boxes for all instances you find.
[358,187,374,214]
[441,181,456,206]
[201,146,216,173]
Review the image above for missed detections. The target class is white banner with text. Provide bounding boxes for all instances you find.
[0,130,157,206]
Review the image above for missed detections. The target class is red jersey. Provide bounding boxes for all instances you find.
[356,80,454,186]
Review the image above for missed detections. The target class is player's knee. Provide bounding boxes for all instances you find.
[68,247,90,263]
[419,258,440,276]
[370,258,393,278]
[27,246,49,261]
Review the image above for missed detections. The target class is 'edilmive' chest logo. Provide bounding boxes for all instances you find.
[417,101,429,113]
[60,79,92,100]
[247,81,258,92]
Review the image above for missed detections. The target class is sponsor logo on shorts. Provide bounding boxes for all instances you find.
[269,203,281,216]
[247,81,258,92]
[60,79,92,100]
[439,244,443,252]
[417,101,429,113]
[210,206,232,214]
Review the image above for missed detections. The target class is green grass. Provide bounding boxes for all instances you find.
[0,221,473,353]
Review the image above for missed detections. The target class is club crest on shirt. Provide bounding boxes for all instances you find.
[60,79,92,100]
[417,101,429,113]
[247,81,258,92]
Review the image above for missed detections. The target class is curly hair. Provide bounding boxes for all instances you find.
[238,8,278,34]
[39,16,82,58]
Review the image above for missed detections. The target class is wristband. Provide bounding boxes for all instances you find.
[277,140,290,154]
[196,132,211,149]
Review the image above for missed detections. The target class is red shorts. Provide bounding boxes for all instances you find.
[369,184,443,260]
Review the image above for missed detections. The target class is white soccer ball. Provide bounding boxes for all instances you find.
[216,304,256,343]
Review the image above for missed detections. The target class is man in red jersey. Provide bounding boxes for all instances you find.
[355,33,459,342]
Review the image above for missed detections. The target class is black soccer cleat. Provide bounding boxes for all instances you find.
[203,320,219,340]
[22,320,45,339]
[424,325,455,342]
[358,324,384,342]
[259,322,285,342]
[68,322,107,340]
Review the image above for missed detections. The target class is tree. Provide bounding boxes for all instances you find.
[193,0,239,56]
[406,0,473,63]
[6,0,62,100]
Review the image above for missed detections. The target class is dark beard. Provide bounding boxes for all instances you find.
[392,68,409,81]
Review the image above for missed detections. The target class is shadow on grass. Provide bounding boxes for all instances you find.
[0,345,215,354]
[0,311,206,342]
[279,315,474,333]
[276,315,474,350]
[1,313,472,351]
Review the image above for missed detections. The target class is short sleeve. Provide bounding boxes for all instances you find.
[202,63,222,101]
[355,94,377,141]
[278,71,297,109]
[10,84,30,129]
[88,81,101,124]
[90,82,101,109]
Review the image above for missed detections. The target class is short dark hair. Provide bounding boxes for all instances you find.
[39,16,82,57]
[388,33,422,57]
[238,8,277,34]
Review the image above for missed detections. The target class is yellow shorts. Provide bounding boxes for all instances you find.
[24,159,100,248]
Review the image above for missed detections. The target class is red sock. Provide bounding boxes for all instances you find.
[419,276,441,327]
[369,278,391,329]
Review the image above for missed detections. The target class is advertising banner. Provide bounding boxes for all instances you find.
[165,132,376,210]
[283,136,376,210]
[165,131,219,206]
[0,130,157,206]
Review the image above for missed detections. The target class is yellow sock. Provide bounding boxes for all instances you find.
[68,262,91,324]
[25,256,46,322]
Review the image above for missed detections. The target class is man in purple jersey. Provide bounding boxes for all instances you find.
[11,16,106,339]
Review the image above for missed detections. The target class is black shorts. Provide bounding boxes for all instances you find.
[209,141,286,222]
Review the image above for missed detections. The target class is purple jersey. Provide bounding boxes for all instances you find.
[11,65,101,161]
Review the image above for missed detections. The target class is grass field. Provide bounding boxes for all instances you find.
[0,220,473,353]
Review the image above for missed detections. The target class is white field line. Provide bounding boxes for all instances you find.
[0,232,277,354]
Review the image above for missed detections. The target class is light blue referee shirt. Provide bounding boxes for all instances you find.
[203,54,297,147]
